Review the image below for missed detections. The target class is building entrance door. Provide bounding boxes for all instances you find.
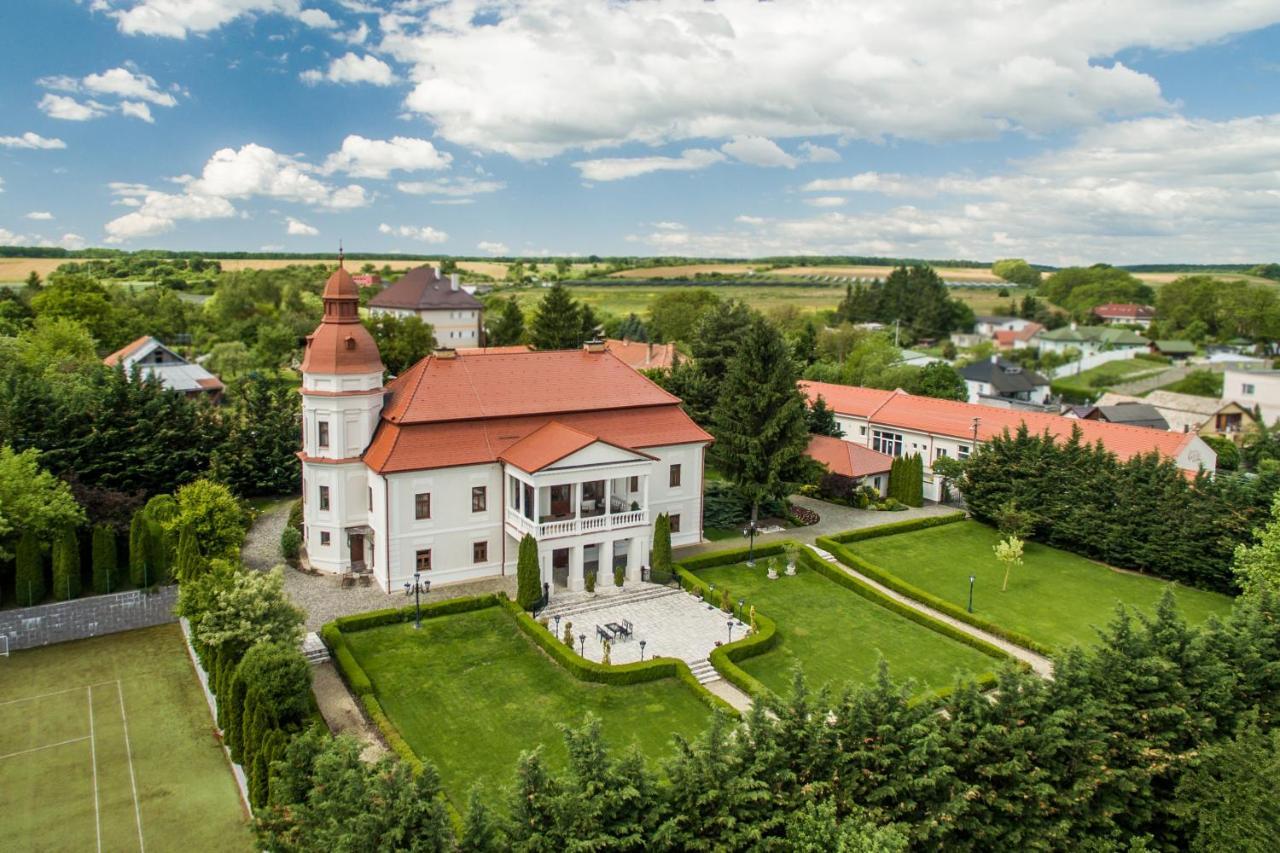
[552,548,570,589]
[348,532,365,571]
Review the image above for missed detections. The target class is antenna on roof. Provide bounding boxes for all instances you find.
[338,239,345,267]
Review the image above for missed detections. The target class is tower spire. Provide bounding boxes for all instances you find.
[338,239,345,267]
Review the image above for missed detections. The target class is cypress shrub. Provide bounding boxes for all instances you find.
[91,524,119,594]
[651,513,672,582]
[128,510,152,587]
[14,530,45,606]
[225,671,247,760]
[280,526,302,563]
[174,523,203,583]
[51,527,81,601]
[515,533,541,610]
[250,743,270,809]
[147,519,173,584]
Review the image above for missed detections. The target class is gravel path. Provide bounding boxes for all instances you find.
[312,661,388,762]
[242,499,291,572]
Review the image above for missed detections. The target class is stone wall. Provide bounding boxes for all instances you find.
[0,586,178,652]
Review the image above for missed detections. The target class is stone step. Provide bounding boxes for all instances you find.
[806,544,839,563]
[301,632,331,665]
[538,585,682,620]
[688,659,721,684]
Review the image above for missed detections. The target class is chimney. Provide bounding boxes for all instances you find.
[450,273,460,291]
[584,339,606,354]
[434,347,458,360]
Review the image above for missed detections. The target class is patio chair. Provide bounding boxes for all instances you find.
[621,619,634,638]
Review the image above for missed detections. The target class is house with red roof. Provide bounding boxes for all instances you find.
[1092,303,1155,328]
[805,434,893,496]
[603,338,679,371]
[368,265,484,347]
[799,380,1216,502]
[301,259,711,594]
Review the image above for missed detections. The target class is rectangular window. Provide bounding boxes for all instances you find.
[320,531,330,546]
[472,486,487,512]
[871,430,904,457]
[415,492,431,520]
[629,475,639,491]
[415,549,432,572]
[937,448,949,459]
[669,464,682,487]
[319,485,330,511]
[860,425,867,436]
[368,487,372,511]
[1244,383,1256,395]
[317,421,329,448]
[958,444,972,460]
[473,541,488,563]
[670,514,681,533]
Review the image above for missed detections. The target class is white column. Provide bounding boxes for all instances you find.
[567,546,585,592]
[628,535,646,582]
[643,474,650,519]
[605,478,613,518]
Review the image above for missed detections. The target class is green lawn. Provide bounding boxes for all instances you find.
[693,560,998,697]
[344,607,714,802]
[1051,357,1168,399]
[0,625,251,852]
[851,521,1234,650]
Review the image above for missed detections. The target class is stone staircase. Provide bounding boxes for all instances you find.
[688,659,721,684]
[807,544,839,564]
[537,584,683,621]
[302,631,330,665]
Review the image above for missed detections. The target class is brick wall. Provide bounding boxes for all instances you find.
[0,586,178,652]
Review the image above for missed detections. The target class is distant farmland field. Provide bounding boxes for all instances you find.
[0,258,68,280]
[607,263,760,279]
[768,264,1003,282]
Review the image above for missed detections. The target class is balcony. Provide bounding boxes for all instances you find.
[506,506,648,540]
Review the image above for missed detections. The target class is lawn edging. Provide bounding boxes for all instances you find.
[816,535,1055,657]
[500,598,738,716]
[826,511,967,544]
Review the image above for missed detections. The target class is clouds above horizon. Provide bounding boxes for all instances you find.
[37,65,180,123]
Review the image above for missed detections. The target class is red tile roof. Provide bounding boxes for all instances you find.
[382,349,681,424]
[368,265,482,311]
[301,261,384,375]
[807,434,894,478]
[800,381,1200,469]
[993,322,1044,347]
[498,421,657,473]
[1093,303,1155,319]
[103,335,152,366]
[456,345,533,355]
[603,339,678,370]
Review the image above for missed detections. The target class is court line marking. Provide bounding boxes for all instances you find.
[116,680,146,853]
[88,686,102,853]
[0,735,90,761]
[0,679,120,708]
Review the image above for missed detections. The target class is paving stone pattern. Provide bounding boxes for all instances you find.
[0,586,178,651]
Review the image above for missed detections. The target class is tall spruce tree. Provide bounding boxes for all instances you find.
[14,529,45,606]
[51,526,80,600]
[710,315,810,523]
[487,297,526,346]
[806,395,844,437]
[530,283,583,350]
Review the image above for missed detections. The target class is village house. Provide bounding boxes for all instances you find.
[368,265,484,346]
[959,355,1051,407]
[300,262,711,595]
[799,381,1216,502]
[805,433,892,497]
[103,335,224,401]
[973,315,1036,336]
[1092,303,1156,328]
[1222,367,1280,426]
[1068,401,1170,431]
[1092,390,1257,441]
[1033,324,1148,358]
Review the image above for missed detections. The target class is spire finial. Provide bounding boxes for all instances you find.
[338,239,345,267]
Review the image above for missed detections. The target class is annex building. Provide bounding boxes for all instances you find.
[800,381,1217,502]
[300,262,711,594]
[367,265,484,346]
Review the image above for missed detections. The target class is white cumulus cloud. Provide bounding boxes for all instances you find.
[573,149,725,182]
[301,52,395,87]
[191,143,369,208]
[395,177,505,198]
[0,132,67,149]
[119,101,154,123]
[83,67,177,106]
[286,216,319,236]
[107,0,303,38]
[26,211,54,220]
[477,240,509,255]
[37,65,180,122]
[39,94,108,121]
[299,8,336,29]
[799,141,840,163]
[322,135,451,178]
[721,136,798,168]
[379,223,449,244]
[804,196,846,208]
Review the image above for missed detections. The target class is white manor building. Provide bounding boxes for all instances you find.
[300,261,711,596]
[367,265,484,346]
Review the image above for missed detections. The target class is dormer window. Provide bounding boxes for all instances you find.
[345,336,356,350]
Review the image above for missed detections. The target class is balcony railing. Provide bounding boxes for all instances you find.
[506,507,648,539]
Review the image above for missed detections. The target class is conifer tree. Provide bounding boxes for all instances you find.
[487,297,526,346]
[506,750,560,847]
[805,394,844,437]
[651,514,672,582]
[515,533,541,610]
[225,670,248,760]
[128,509,153,587]
[51,526,80,600]
[14,529,45,606]
[174,522,204,583]
[530,283,583,350]
[459,785,504,853]
[91,524,118,594]
[711,315,810,524]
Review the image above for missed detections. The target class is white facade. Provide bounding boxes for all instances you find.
[974,317,1034,336]
[1223,369,1280,425]
[368,305,482,346]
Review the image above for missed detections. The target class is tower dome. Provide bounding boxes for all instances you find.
[300,256,384,375]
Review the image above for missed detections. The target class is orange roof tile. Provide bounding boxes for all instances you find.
[382,349,681,425]
[456,345,533,355]
[807,434,894,478]
[603,339,677,370]
[365,406,711,473]
[500,422,597,472]
[800,381,1200,469]
[103,335,153,366]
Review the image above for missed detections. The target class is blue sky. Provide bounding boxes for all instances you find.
[2,1,1279,265]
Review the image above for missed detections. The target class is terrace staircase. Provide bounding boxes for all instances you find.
[301,632,330,665]
[688,659,721,685]
[807,544,840,564]
[537,584,683,621]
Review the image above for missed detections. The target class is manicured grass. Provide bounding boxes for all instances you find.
[852,521,1234,650]
[1051,357,1168,398]
[0,625,251,852]
[693,560,997,697]
[343,607,714,802]
[704,526,742,542]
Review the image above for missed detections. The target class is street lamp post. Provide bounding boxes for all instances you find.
[579,633,586,658]
[727,620,734,644]
[968,575,975,613]
[737,598,745,620]
[554,614,562,637]
[639,639,647,661]
[743,520,759,566]
[403,572,431,629]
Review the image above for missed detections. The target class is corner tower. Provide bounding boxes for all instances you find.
[299,255,385,575]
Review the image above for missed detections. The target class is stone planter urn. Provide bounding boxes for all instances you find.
[766,561,779,580]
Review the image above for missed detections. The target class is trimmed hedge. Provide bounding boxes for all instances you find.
[797,549,1012,664]
[677,541,789,573]
[361,694,424,773]
[332,594,501,634]
[500,598,737,716]
[826,511,967,544]
[816,535,1054,657]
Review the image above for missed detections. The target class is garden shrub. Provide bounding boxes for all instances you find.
[613,566,624,587]
[237,641,313,724]
[128,509,151,588]
[651,513,673,583]
[280,526,302,563]
[286,498,303,532]
[516,533,541,610]
[585,571,596,593]
[51,526,80,601]
[14,530,45,606]
[828,512,966,544]
[91,524,119,594]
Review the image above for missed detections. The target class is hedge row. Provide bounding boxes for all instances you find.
[361,694,424,774]
[500,599,738,716]
[816,536,1054,657]
[797,548,1012,664]
[331,593,501,634]
[826,511,967,544]
[673,552,784,700]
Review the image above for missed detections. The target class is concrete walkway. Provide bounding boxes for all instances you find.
[807,543,1053,678]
